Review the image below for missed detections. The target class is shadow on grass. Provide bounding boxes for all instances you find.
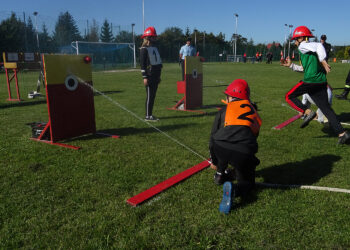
[235,154,341,209]
[0,99,46,109]
[161,111,218,120]
[257,154,340,185]
[65,123,197,142]
[93,90,123,96]
[337,112,350,122]
[203,84,228,88]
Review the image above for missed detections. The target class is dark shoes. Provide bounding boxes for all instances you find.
[300,111,316,128]
[219,181,234,214]
[335,91,349,100]
[214,172,226,185]
[214,169,236,185]
[145,115,159,122]
[338,131,350,145]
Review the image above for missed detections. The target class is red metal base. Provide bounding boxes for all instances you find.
[95,132,120,139]
[167,97,205,114]
[30,121,81,150]
[273,114,302,130]
[30,138,81,150]
[127,159,210,207]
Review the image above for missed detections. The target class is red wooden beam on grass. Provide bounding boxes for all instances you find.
[127,159,211,207]
[273,114,302,130]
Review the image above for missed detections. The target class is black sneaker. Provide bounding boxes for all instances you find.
[335,92,348,100]
[145,115,159,122]
[214,172,226,185]
[224,168,236,182]
[338,131,350,145]
[300,111,316,128]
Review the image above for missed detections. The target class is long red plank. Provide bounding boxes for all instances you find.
[127,160,210,207]
[273,114,302,130]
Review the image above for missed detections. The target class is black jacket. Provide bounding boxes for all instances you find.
[140,46,162,79]
[209,105,258,156]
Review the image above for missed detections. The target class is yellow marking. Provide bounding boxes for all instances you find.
[43,54,92,85]
[185,56,203,75]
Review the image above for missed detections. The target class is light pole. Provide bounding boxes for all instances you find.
[142,0,145,31]
[288,24,293,58]
[132,23,136,68]
[284,24,288,59]
[311,29,316,41]
[194,29,197,47]
[33,11,40,52]
[234,13,239,62]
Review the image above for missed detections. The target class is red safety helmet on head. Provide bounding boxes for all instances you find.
[291,26,314,40]
[141,26,157,38]
[224,79,250,100]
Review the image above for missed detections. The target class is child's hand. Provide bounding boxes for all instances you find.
[210,164,217,170]
[321,60,331,73]
[280,57,292,67]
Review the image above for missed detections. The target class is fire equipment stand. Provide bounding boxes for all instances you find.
[168,56,204,114]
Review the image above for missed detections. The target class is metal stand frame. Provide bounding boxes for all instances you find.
[5,68,21,101]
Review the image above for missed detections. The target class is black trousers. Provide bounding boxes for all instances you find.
[211,141,259,197]
[145,77,159,117]
[345,70,350,87]
[180,60,185,81]
[285,81,344,135]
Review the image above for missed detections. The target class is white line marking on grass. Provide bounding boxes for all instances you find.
[78,78,211,164]
[257,182,350,194]
[281,103,297,112]
[341,122,350,126]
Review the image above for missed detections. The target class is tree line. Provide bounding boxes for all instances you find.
[1,11,349,63]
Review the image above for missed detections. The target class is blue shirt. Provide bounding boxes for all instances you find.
[179,44,196,59]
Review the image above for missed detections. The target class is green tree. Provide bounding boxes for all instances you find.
[39,24,53,53]
[158,27,184,62]
[115,31,133,43]
[0,13,26,52]
[53,11,82,49]
[86,19,99,42]
[100,20,113,42]
[26,17,37,51]
[345,47,350,60]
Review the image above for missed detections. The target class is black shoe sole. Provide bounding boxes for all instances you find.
[300,111,316,128]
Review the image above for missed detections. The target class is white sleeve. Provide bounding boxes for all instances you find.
[298,42,326,62]
[289,63,304,72]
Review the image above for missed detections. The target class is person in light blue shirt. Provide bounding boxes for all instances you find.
[179,38,196,80]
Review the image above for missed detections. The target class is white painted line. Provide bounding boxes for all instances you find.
[257,182,350,194]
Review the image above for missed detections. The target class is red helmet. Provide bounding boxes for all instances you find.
[291,26,314,40]
[224,79,250,100]
[141,26,157,38]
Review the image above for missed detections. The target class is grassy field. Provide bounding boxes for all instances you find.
[1,62,350,249]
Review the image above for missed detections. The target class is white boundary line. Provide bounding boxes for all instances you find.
[81,78,350,195]
[257,182,350,194]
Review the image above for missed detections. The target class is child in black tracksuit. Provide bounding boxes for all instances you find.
[209,79,262,213]
[140,26,162,121]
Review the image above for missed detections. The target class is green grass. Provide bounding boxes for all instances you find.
[1,62,350,249]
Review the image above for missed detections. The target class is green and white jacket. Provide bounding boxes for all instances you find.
[289,41,327,83]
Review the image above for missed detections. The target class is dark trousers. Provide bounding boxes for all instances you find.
[180,60,185,81]
[285,81,344,134]
[145,77,159,117]
[211,141,259,197]
[345,70,350,87]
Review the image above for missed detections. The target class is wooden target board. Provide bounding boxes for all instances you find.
[184,56,203,109]
[42,54,96,142]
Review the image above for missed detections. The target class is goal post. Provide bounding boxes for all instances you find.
[71,41,136,70]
